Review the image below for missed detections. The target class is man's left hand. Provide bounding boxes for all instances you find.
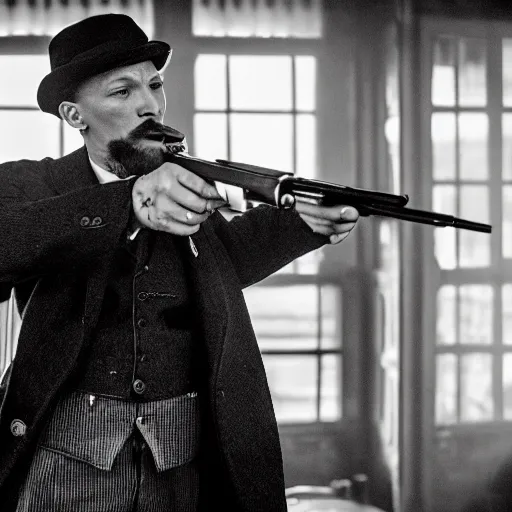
[295,201,360,245]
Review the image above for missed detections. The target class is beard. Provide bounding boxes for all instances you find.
[105,119,168,179]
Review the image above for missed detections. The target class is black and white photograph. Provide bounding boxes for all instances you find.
[0,1,504,511]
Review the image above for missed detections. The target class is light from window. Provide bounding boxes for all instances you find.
[459,113,488,180]
[63,122,85,155]
[435,285,494,425]
[503,353,512,419]
[243,284,342,423]
[194,55,227,110]
[192,0,323,39]
[436,285,457,346]
[432,37,456,107]
[230,113,293,172]
[503,285,512,345]
[460,353,493,421]
[432,113,456,181]
[194,53,319,273]
[0,55,49,107]
[458,38,487,107]
[502,114,512,180]
[0,111,60,163]
[436,353,457,425]
[502,39,512,107]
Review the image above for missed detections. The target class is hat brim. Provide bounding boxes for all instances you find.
[37,40,171,118]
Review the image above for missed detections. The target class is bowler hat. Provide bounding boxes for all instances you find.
[37,14,171,118]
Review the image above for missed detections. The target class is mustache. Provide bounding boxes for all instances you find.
[127,119,185,145]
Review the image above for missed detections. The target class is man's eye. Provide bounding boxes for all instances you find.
[150,82,163,90]
[113,89,129,97]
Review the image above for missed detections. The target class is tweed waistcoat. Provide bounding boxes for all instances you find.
[69,229,203,400]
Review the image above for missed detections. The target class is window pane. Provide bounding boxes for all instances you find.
[0,111,60,163]
[195,55,227,110]
[437,286,457,345]
[503,285,512,345]
[320,354,342,421]
[503,114,512,180]
[320,285,342,350]
[192,0,323,39]
[432,113,456,181]
[295,114,316,178]
[0,55,49,106]
[295,56,316,111]
[230,114,293,172]
[433,185,457,269]
[458,38,486,107]
[263,355,317,423]
[194,113,228,161]
[459,113,488,180]
[432,37,456,107]
[503,186,512,259]
[63,123,84,155]
[459,285,493,345]
[229,56,292,111]
[503,354,512,419]
[294,250,323,275]
[460,353,493,421]
[459,185,490,267]
[243,284,341,351]
[503,39,512,107]
[436,354,457,425]
[243,285,320,351]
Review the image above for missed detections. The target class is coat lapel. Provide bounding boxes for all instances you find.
[49,145,98,194]
[181,225,229,383]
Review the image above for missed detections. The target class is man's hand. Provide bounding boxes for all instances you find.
[295,200,360,244]
[132,162,227,235]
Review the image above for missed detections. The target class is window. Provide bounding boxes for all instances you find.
[430,33,511,425]
[244,283,342,423]
[192,1,341,424]
[194,52,320,274]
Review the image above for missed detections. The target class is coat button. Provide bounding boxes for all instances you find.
[138,292,148,301]
[80,216,90,227]
[137,318,147,328]
[10,419,26,437]
[92,216,103,226]
[133,379,146,394]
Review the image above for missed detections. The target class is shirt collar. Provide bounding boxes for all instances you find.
[88,157,120,184]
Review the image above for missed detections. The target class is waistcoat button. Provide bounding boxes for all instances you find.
[137,318,147,328]
[138,292,148,301]
[10,419,26,437]
[133,379,146,394]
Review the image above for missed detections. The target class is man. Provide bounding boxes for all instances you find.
[0,13,359,512]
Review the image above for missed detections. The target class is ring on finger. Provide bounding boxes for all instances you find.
[186,211,194,221]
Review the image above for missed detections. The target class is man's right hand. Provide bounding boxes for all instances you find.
[132,162,227,235]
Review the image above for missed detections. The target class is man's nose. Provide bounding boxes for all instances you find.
[137,88,162,118]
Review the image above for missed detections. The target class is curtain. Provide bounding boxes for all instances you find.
[0,0,154,38]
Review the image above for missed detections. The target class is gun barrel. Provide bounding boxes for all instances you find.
[361,204,492,233]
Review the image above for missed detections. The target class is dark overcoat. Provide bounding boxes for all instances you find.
[0,147,326,510]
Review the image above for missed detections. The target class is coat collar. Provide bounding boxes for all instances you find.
[49,145,98,195]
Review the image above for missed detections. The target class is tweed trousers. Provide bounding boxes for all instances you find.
[15,391,202,512]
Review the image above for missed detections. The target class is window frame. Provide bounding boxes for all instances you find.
[189,25,347,426]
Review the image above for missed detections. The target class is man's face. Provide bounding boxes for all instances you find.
[74,60,167,175]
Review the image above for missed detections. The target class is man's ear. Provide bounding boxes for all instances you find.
[58,102,87,131]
